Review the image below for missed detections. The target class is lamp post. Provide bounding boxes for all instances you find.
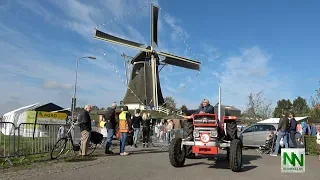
[71,56,96,121]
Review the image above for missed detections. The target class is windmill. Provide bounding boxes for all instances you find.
[94,3,200,109]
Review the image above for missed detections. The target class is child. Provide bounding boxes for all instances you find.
[100,119,108,145]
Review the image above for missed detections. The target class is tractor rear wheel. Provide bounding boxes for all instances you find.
[226,120,238,140]
[229,139,242,172]
[183,120,195,159]
[169,137,186,167]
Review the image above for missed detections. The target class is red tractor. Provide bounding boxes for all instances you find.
[168,88,242,172]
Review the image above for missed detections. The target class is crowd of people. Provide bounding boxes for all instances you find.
[75,101,320,159]
[270,111,320,157]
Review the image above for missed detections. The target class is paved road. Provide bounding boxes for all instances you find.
[2,147,319,180]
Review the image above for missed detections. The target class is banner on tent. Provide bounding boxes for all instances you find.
[25,111,67,130]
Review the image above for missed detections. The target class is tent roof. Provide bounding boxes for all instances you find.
[3,103,40,116]
[2,102,68,116]
[257,116,308,124]
[32,102,64,112]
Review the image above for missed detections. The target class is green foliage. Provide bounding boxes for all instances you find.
[180,105,188,114]
[273,99,293,117]
[310,108,320,119]
[304,135,319,155]
[292,96,310,116]
[163,96,177,112]
[310,83,320,119]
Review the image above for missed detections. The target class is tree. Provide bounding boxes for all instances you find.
[273,99,292,118]
[164,96,177,112]
[310,82,320,107]
[243,91,272,121]
[180,105,188,114]
[292,96,309,116]
[310,83,320,119]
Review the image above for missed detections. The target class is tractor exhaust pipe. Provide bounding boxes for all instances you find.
[218,86,221,121]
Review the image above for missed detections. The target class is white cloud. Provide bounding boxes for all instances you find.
[201,44,220,62]
[42,81,73,90]
[0,21,127,114]
[1,1,292,115]
[214,47,292,110]
[164,14,190,42]
[0,0,198,114]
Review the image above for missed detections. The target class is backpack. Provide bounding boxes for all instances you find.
[90,131,103,144]
[126,132,134,145]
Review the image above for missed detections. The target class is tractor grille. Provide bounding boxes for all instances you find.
[193,116,217,125]
[194,127,218,141]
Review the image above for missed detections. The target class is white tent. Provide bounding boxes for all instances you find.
[1,103,40,135]
[257,116,308,124]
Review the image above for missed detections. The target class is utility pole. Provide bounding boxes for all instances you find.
[121,53,133,85]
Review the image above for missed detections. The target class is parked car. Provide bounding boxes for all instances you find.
[239,123,277,147]
[239,123,304,148]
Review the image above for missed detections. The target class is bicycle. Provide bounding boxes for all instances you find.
[50,120,97,159]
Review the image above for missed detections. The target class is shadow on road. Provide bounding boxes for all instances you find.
[64,157,97,162]
[129,148,168,155]
[183,154,261,172]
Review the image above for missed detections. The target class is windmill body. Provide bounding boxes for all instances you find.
[94,4,200,110]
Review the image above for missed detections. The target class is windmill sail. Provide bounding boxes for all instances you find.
[94,29,149,51]
[151,4,159,47]
[159,51,200,70]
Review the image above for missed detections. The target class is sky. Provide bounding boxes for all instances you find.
[1,0,320,114]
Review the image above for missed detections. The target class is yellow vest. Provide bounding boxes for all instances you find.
[100,121,106,128]
[119,111,129,132]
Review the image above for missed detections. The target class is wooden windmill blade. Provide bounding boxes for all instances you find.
[94,29,151,52]
[158,51,201,71]
[151,4,159,47]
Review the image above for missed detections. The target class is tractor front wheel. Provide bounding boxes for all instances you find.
[229,139,242,172]
[226,147,230,161]
[169,137,186,167]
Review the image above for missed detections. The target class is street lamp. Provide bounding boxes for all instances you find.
[71,56,96,121]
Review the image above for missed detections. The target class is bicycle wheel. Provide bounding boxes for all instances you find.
[87,142,97,155]
[79,142,97,156]
[51,138,68,160]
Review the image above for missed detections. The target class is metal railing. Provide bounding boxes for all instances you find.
[17,123,73,157]
[0,122,16,165]
[154,106,170,115]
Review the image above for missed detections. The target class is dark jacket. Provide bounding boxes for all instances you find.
[142,119,151,129]
[78,110,92,132]
[103,107,116,129]
[132,114,142,128]
[289,118,297,132]
[196,104,215,114]
[278,116,289,132]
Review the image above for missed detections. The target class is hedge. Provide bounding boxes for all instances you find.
[304,135,320,155]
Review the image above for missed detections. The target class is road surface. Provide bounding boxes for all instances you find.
[2,147,319,180]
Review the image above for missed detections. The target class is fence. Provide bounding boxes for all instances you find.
[0,122,76,165]
[0,122,16,165]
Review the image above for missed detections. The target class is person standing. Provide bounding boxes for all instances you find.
[142,112,151,147]
[103,102,117,155]
[167,120,174,144]
[78,105,92,157]
[99,118,108,146]
[131,109,142,148]
[288,112,297,148]
[118,106,132,156]
[271,111,289,156]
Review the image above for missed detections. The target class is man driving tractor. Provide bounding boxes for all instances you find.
[181,98,238,157]
[169,90,242,172]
